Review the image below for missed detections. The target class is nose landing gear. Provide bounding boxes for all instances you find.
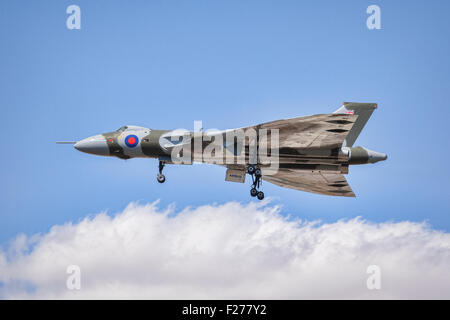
[157,160,166,183]
[248,165,264,200]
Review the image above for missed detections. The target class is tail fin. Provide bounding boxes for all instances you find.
[333,102,377,147]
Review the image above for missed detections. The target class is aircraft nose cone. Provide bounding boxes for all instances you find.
[74,135,109,156]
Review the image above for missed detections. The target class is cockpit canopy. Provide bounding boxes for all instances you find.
[116,126,128,132]
[115,125,148,132]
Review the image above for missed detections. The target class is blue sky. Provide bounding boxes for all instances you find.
[1,0,449,245]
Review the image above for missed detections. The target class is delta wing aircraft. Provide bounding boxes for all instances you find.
[57,102,387,200]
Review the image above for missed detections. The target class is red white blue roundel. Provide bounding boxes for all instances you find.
[125,134,139,148]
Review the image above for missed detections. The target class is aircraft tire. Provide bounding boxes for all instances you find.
[157,174,166,183]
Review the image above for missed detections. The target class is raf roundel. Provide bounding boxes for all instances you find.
[125,134,139,148]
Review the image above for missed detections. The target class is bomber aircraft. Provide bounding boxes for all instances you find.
[57,102,387,200]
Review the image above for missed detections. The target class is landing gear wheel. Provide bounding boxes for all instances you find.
[157,160,166,183]
[157,174,166,183]
[248,165,264,200]
[257,191,264,200]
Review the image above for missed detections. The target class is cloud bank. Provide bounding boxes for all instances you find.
[1,201,449,299]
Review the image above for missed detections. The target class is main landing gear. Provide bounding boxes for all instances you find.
[157,160,166,183]
[248,165,264,200]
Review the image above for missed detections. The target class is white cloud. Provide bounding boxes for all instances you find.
[1,200,449,299]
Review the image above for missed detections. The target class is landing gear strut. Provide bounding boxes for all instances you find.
[248,165,264,200]
[157,160,166,183]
